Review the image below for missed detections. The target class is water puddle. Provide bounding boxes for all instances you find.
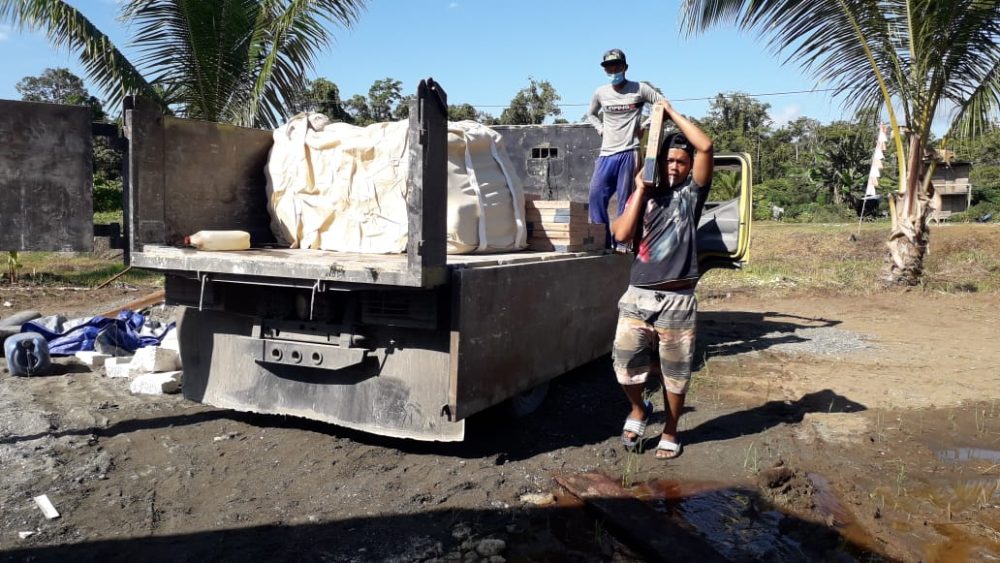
[937,447,1000,464]
[629,476,885,562]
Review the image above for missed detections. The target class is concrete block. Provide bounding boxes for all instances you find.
[104,356,135,379]
[159,330,182,367]
[74,351,112,368]
[130,371,182,395]
[131,346,180,373]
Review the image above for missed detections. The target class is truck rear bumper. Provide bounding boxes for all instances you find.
[178,308,464,442]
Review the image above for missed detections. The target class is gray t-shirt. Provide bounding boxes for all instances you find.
[587,81,663,156]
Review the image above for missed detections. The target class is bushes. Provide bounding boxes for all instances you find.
[93,178,123,213]
[784,202,859,223]
[949,202,998,223]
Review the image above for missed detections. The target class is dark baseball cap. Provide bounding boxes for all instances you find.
[660,132,695,160]
[600,49,626,67]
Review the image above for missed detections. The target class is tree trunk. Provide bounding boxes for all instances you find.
[885,136,930,286]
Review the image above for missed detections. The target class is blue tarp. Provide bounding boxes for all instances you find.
[22,310,175,357]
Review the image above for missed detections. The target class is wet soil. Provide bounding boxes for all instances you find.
[1,288,998,562]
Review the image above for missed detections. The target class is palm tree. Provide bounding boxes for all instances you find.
[681,0,1000,285]
[0,0,365,128]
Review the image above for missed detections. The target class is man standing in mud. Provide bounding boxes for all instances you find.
[587,48,663,250]
[610,98,713,460]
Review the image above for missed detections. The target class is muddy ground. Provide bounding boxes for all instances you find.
[1,281,999,561]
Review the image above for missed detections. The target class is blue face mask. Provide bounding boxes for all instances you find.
[607,72,625,85]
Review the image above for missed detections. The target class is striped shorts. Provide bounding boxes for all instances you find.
[612,285,697,394]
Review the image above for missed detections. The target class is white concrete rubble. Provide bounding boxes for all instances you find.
[129,371,182,395]
[104,356,136,379]
[33,495,59,519]
[159,330,182,367]
[74,351,112,368]
[131,345,180,373]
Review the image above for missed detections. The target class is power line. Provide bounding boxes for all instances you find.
[468,87,842,108]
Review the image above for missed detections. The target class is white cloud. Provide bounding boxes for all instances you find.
[772,104,801,127]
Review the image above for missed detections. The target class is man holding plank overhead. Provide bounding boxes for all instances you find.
[609,98,713,461]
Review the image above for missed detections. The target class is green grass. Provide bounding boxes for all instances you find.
[93,210,124,225]
[10,253,162,288]
[701,222,1000,295]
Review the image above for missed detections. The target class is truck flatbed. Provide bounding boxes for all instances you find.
[132,246,604,285]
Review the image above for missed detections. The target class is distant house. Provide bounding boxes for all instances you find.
[927,150,973,219]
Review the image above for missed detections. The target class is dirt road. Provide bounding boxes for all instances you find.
[1,286,999,562]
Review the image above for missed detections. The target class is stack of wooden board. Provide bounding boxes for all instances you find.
[525,199,606,252]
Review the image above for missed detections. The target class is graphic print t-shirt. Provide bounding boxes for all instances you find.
[587,81,663,155]
[627,177,710,287]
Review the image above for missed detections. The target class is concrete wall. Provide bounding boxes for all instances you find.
[0,99,93,251]
[492,124,600,203]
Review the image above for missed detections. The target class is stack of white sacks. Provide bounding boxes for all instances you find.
[74,329,183,394]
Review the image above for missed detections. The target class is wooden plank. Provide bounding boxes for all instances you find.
[97,289,166,318]
[528,233,598,243]
[526,222,596,235]
[526,242,602,252]
[528,237,598,246]
[526,200,590,212]
[555,472,727,563]
[525,208,590,218]
[642,104,668,186]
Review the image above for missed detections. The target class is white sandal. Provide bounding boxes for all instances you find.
[621,400,653,449]
[654,438,682,460]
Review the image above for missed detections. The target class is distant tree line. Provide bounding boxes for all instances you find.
[16,67,999,224]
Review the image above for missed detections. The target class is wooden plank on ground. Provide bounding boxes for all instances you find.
[555,472,726,563]
[97,289,166,318]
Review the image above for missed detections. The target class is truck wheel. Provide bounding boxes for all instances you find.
[508,382,550,417]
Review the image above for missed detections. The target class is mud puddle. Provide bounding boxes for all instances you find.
[642,477,885,561]
[549,473,887,562]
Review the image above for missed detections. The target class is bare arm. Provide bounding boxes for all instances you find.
[610,175,648,243]
[639,82,665,130]
[660,99,714,187]
[586,91,603,134]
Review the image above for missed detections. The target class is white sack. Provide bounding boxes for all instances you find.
[265,114,525,255]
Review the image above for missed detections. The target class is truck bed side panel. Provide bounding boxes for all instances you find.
[449,254,631,419]
[126,103,275,250]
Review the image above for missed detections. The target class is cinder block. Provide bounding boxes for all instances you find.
[130,371,182,395]
[104,356,135,379]
[131,346,180,373]
[74,351,112,368]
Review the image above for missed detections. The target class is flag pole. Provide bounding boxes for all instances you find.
[857,198,866,237]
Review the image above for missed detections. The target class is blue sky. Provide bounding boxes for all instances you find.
[0,0,850,127]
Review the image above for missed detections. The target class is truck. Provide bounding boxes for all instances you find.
[0,79,752,441]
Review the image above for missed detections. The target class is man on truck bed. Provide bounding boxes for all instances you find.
[587,48,663,250]
[609,98,713,460]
